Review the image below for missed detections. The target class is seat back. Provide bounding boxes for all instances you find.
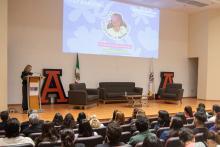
[195,133,205,142]
[120,131,132,143]
[184,124,195,129]
[186,117,194,124]
[121,124,131,132]
[69,83,86,90]
[38,141,61,147]
[165,137,182,147]
[156,127,170,137]
[8,144,34,147]
[0,129,5,137]
[99,82,135,92]
[93,126,106,138]
[28,132,42,140]
[75,135,103,147]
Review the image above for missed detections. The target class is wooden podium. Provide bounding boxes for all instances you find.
[27,76,44,112]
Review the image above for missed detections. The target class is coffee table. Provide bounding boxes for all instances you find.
[125,95,148,107]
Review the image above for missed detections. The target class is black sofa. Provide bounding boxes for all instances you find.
[99,82,143,103]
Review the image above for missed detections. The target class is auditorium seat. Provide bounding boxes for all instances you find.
[38,141,62,147]
[28,132,42,140]
[8,143,34,147]
[120,131,132,143]
[150,121,158,129]
[165,137,181,147]
[195,133,205,142]
[121,124,131,132]
[75,135,103,147]
[184,124,195,129]
[186,117,194,124]
[0,129,5,137]
[156,127,170,137]
[93,126,107,138]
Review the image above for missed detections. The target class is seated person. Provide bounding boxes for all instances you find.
[0,118,35,146]
[52,112,63,126]
[160,116,183,141]
[0,110,9,130]
[196,103,210,118]
[193,111,209,140]
[154,110,170,130]
[114,111,125,125]
[89,115,104,128]
[179,128,206,147]
[61,113,76,129]
[61,129,85,147]
[142,134,163,147]
[128,116,155,146]
[127,108,140,123]
[208,104,220,122]
[78,119,98,137]
[176,112,187,125]
[22,113,42,136]
[96,122,130,147]
[35,121,59,146]
[184,106,193,118]
[77,112,87,124]
[209,112,220,132]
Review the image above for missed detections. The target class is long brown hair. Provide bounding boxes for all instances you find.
[24,65,32,72]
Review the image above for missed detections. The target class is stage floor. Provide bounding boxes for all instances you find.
[8,98,218,122]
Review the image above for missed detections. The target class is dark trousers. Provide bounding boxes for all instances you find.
[22,84,28,111]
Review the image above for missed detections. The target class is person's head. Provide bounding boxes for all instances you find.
[52,112,63,126]
[41,121,58,139]
[170,117,183,130]
[29,113,39,126]
[212,105,220,115]
[136,109,146,118]
[24,64,32,72]
[78,119,93,137]
[135,116,149,132]
[63,113,75,129]
[142,134,163,147]
[106,122,122,144]
[158,110,170,127]
[175,112,187,124]
[194,111,207,127]
[115,111,125,125]
[0,111,9,122]
[111,13,124,29]
[179,128,195,144]
[196,106,206,113]
[215,112,220,129]
[61,129,75,147]
[89,115,101,128]
[5,118,20,138]
[111,110,119,121]
[198,103,205,109]
[132,108,140,119]
[184,106,193,117]
[77,112,86,123]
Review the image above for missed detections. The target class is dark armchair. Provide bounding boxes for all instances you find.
[160,83,184,104]
[68,83,99,109]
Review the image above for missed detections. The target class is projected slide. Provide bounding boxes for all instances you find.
[63,0,160,58]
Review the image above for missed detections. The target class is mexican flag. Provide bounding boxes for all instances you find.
[75,53,80,83]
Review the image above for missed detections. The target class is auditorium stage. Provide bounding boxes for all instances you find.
[9,98,217,122]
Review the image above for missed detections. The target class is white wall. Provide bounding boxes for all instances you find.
[8,0,193,104]
[0,0,8,110]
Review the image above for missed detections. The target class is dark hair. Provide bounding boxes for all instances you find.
[135,116,149,132]
[115,111,125,125]
[77,112,86,123]
[175,112,187,124]
[5,118,20,138]
[142,134,163,147]
[170,117,183,130]
[184,106,193,117]
[194,111,207,124]
[0,111,9,122]
[63,113,75,129]
[132,108,140,119]
[197,107,206,113]
[78,119,93,137]
[158,110,170,127]
[107,122,122,144]
[179,128,194,143]
[213,105,220,114]
[52,112,63,126]
[198,103,205,109]
[36,121,59,146]
[61,129,75,147]
[111,110,119,122]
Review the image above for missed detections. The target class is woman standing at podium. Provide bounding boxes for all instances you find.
[21,65,33,113]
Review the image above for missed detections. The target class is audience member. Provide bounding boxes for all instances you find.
[22,113,42,136]
[62,113,76,129]
[77,112,87,124]
[176,112,187,124]
[0,110,9,130]
[52,112,64,126]
[128,116,154,146]
[78,119,97,137]
[208,104,220,122]
[142,134,163,147]
[89,115,104,128]
[35,121,59,146]
[98,122,129,147]
[193,111,209,140]
[184,106,193,118]
[0,118,35,146]
[197,103,210,118]
[154,110,170,130]
[115,111,125,125]
[179,128,206,147]
[128,108,140,123]
[160,116,183,141]
[110,110,119,122]
[209,112,220,132]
